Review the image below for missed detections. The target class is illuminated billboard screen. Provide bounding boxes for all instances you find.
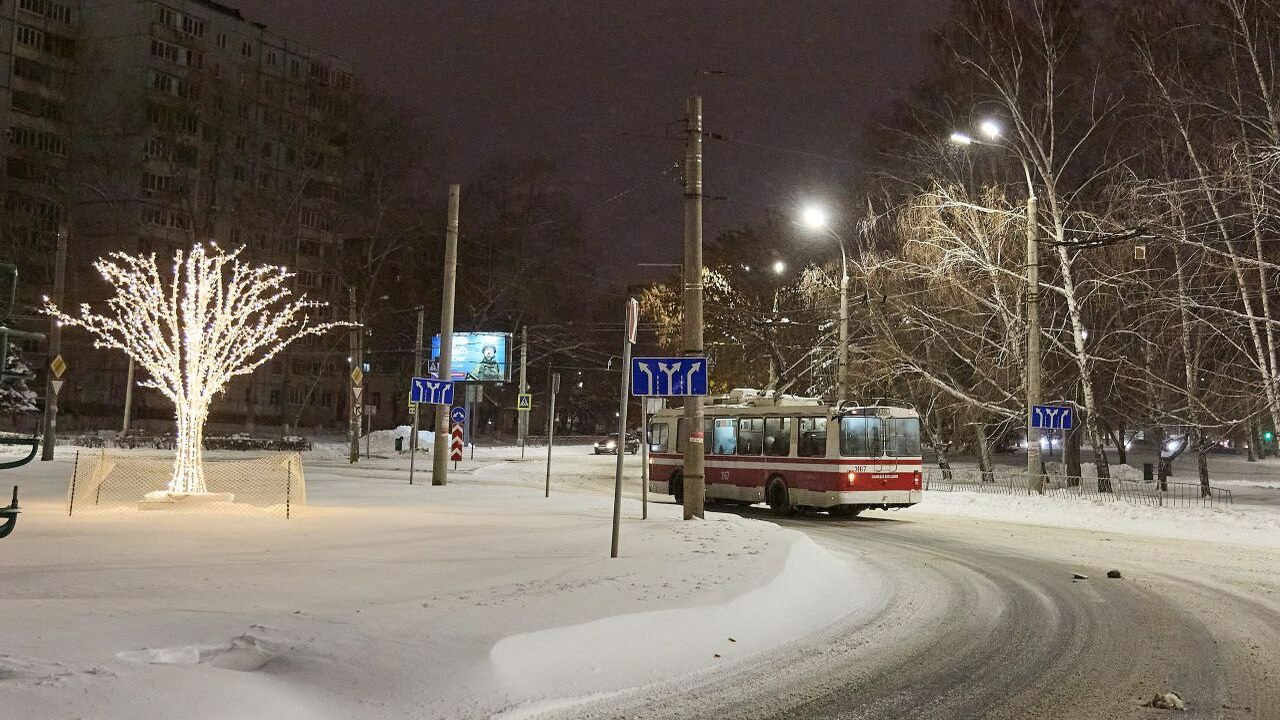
[430,332,511,383]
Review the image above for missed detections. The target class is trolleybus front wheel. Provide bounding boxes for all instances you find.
[829,504,862,518]
[766,476,792,516]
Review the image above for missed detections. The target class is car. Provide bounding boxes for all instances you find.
[593,432,639,455]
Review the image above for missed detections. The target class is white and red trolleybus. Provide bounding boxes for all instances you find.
[647,389,923,516]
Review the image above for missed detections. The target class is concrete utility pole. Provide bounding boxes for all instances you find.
[519,325,528,454]
[409,306,424,484]
[432,184,460,486]
[1025,191,1043,493]
[40,228,67,461]
[545,369,559,497]
[682,95,706,520]
[348,285,361,464]
[837,242,850,403]
[121,357,134,434]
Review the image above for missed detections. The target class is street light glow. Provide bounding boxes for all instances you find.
[800,205,829,230]
[980,119,1002,139]
[949,131,974,146]
[773,260,786,274]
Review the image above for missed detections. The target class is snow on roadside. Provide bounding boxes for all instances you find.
[1,449,867,719]
[908,490,1280,548]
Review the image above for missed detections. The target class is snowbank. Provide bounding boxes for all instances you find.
[1,448,863,719]
[909,490,1280,548]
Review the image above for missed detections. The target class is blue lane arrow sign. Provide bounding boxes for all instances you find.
[451,406,466,425]
[411,376,455,406]
[631,357,709,397]
[1031,404,1073,430]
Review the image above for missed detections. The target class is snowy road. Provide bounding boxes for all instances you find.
[564,507,1280,719]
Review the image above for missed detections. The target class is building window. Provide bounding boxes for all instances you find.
[19,0,73,24]
[151,70,177,94]
[266,50,279,66]
[181,16,205,38]
[142,172,173,194]
[241,41,254,58]
[217,33,227,49]
[11,91,63,121]
[13,56,56,86]
[157,5,177,27]
[151,39,179,63]
[144,137,170,159]
[290,59,301,76]
[15,25,45,50]
[8,125,65,155]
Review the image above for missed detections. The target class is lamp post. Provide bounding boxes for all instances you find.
[798,205,850,404]
[951,120,1043,493]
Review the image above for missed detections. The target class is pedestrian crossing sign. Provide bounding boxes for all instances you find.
[517,393,532,411]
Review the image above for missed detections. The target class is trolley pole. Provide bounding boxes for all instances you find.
[682,95,706,520]
[41,228,67,462]
[409,306,424,484]
[432,185,460,486]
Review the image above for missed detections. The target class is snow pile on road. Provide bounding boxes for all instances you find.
[2,450,868,719]
[910,489,1280,548]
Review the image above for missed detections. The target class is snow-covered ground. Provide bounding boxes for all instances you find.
[0,444,867,719]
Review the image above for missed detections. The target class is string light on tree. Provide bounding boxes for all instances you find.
[46,244,349,497]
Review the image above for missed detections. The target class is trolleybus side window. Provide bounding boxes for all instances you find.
[798,416,827,457]
[650,422,669,453]
[764,417,791,457]
[737,418,764,455]
[840,416,884,457]
[712,417,737,455]
[676,418,686,452]
[886,417,922,456]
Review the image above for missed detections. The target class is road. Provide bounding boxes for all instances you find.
[546,490,1279,718]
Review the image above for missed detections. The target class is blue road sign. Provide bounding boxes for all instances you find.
[451,406,466,425]
[411,376,454,406]
[631,357,709,397]
[1032,404,1073,430]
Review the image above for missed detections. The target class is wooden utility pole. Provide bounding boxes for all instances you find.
[432,185,460,486]
[682,95,705,520]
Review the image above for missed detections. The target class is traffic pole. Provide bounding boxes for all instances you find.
[611,299,636,558]
[640,398,650,520]
[681,95,706,520]
[348,286,361,464]
[40,227,66,462]
[545,369,559,498]
[409,306,424,484]
[121,356,135,434]
[433,185,459,486]
[519,325,528,458]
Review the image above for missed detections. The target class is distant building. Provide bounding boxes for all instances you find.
[0,0,358,433]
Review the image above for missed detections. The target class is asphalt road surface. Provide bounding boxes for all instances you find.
[571,504,1280,720]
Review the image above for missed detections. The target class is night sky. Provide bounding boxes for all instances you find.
[234,1,942,282]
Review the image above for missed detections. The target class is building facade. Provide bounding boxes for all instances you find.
[1,0,360,434]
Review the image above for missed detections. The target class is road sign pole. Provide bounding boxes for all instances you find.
[545,370,559,498]
[41,227,67,462]
[409,307,424,485]
[611,300,637,558]
[682,95,706,520]
[519,325,528,457]
[433,184,460,486]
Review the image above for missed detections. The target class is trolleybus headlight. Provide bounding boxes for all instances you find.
[846,471,856,486]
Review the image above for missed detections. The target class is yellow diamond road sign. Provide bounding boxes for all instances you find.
[350,367,363,385]
[50,354,66,379]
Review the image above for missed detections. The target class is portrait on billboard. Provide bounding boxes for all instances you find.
[430,332,511,382]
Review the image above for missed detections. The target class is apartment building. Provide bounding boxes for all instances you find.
[0,0,358,433]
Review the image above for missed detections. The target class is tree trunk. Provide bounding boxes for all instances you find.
[171,401,209,494]
[1246,422,1258,461]
[1113,422,1128,466]
[1053,244,1111,491]
[1195,428,1211,498]
[977,424,994,483]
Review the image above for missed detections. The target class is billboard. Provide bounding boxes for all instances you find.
[430,332,511,383]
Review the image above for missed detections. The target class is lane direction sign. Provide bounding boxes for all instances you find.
[411,376,454,405]
[1031,404,1073,430]
[630,357,708,397]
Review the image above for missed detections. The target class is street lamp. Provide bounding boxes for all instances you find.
[772,260,786,275]
[950,118,1044,493]
[798,203,850,404]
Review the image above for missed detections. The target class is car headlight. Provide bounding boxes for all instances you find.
[607,441,616,449]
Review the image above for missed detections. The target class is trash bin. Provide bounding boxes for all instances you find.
[395,437,404,452]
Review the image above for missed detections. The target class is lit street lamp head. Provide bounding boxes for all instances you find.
[949,131,974,146]
[800,205,829,231]
[980,119,1002,139]
[773,260,786,275]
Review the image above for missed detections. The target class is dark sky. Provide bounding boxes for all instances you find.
[234,1,942,283]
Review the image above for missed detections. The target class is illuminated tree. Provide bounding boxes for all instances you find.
[47,244,347,495]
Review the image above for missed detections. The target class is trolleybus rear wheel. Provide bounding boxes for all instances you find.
[766,476,792,516]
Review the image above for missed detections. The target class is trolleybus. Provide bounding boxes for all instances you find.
[647,389,923,516]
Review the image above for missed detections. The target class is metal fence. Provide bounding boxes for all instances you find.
[67,450,306,519]
[924,467,1233,509]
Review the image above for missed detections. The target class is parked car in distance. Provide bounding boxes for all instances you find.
[593,432,639,455]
